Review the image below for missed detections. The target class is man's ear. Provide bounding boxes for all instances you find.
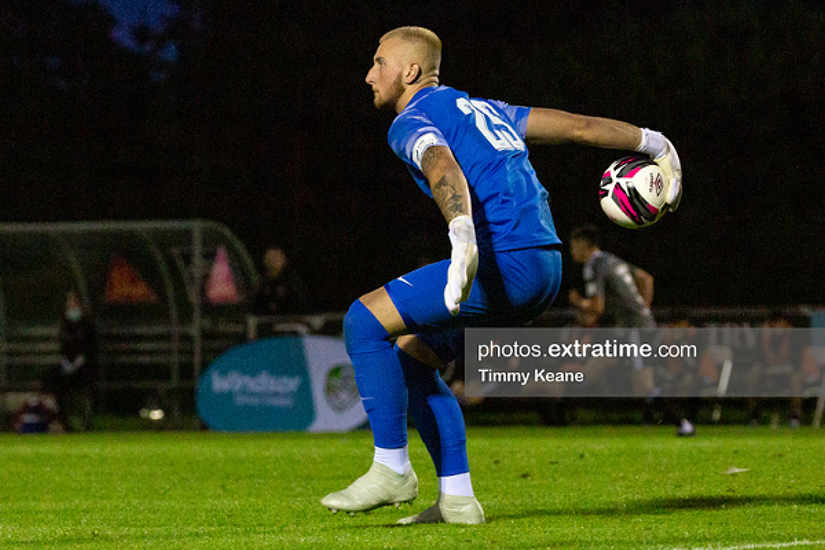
[405,63,422,84]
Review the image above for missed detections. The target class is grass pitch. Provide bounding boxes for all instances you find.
[1,425,824,549]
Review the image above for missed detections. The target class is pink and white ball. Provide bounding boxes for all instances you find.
[599,155,667,229]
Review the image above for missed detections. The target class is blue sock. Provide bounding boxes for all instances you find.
[343,300,408,449]
[396,345,469,477]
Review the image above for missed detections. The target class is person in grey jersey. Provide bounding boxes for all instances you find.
[568,224,660,424]
[569,224,655,329]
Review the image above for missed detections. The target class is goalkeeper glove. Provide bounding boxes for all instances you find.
[444,215,478,316]
[637,128,682,211]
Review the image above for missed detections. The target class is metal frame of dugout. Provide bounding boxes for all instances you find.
[0,220,259,427]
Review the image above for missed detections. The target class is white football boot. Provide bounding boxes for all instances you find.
[321,462,418,513]
[397,493,485,524]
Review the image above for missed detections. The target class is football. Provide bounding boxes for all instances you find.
[599,155,667,229]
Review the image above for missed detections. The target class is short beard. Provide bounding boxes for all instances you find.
[375,73,405,111]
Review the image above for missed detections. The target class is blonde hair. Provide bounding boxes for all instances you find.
[380,26,442,77]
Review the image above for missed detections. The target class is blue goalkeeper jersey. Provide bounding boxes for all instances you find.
[388,85,561,252]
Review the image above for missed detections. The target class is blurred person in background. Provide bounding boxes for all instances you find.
[659,312,702,436]
[13,380,59,434]
[568,224,658,424]
[47,290,98,431]
[568,225,655,329]
[253,246,311,315]
[747,309,803,428]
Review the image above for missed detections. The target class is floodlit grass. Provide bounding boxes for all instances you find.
[1,426,824,549]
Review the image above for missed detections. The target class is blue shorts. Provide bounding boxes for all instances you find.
[384,246,562,363]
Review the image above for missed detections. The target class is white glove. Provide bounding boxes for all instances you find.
[444,215,478,316]
[637,128,682,211]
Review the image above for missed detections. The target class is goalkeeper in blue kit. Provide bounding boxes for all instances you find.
[321,26,682,524]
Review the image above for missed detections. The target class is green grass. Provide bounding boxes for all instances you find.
[1,426,824,549]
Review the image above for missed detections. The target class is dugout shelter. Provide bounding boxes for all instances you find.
[0,220,259,426]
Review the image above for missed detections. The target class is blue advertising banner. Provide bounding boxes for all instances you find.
[197,336,366,432]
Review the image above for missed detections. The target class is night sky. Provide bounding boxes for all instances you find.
[3,0,824,312]
[95,0,177,51]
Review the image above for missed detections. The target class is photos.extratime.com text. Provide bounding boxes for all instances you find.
[476,339,697,363]
[464,327,825,398]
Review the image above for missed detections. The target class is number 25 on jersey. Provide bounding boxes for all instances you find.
[456,98,525,152]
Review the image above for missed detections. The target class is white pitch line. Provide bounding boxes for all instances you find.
[664,540,825,550]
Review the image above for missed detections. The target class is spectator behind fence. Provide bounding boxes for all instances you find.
[747,309,804,428]
[46,290,98,432]
[252,246,311,316]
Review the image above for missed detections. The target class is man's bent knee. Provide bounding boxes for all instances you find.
[358,288,406,335]
[343,289,407,356]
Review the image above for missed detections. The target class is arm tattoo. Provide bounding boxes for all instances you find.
[431,175,466,219]
[422,146,470,220]
[420,146,439,176]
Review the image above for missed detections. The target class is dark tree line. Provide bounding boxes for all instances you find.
[2,0,823,310]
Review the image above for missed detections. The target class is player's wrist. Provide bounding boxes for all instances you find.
[635,128,667,159]
[448,215,476,247]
